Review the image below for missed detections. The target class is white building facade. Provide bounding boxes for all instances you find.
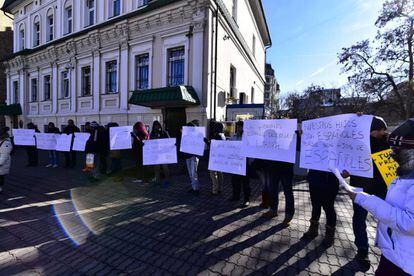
[2,0,271,134]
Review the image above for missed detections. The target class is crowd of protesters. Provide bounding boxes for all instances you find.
[0,115,413,275]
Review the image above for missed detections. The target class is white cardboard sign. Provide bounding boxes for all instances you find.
[12,129,36,146]
[56,134,73,152]
[300,114,374,178]
[180,126,206,156]
[72,133,91,152]
[242,119,298,163]
[35,133,57,150]
[143,138,177,165]
[110,126,133,150]
[208,140,246,176]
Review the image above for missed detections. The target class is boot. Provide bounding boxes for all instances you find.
[259,191,270,208]
[303,220,319,239]
[323,225,335,247]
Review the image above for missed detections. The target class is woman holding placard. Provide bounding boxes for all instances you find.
[131,122,149,183]
[150,121,170,186]
[46,122,60,168]
[205,122,226,195]
[0,127,13,194]
[347,119,414,275]
[25,122,39,167]
[181,120,201,196]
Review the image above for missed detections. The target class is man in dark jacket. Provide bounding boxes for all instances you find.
[349,116,389,263]
[26,123,40,167]
[63,119,80,168]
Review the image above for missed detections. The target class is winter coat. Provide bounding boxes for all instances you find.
[150,130,169,140]
[63,125,80,134]
[85,126,108,154]
[351,136,390,199]
[0,138,13,175]
[355,174,414,275]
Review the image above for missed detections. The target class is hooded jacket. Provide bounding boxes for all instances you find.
[355,174,414,275]
[0,138,13,175]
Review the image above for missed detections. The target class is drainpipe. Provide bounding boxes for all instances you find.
[213,6,219,121]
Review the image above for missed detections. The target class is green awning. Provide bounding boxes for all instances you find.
[0,104,22,116]
[128,86,200,108]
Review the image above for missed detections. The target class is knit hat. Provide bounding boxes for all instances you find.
[388,119,414,149]
[371,116,387,131]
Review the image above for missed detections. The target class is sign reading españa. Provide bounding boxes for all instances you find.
[372,149,399,188]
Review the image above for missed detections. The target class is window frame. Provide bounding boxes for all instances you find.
[47,14,54,41]
[13,81,19,104]
[33,18,40,47]
[135,53,150,90]
[18,24,25,50]
[30,78,38,102]
[44,75,51,101]
[85,0,95,27]
[64,5,73,35]
[81,66,92,96]
[61,71,70,99]
[105,60,118,94]
[167,47,185,87]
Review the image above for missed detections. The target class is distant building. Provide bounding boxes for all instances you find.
[1,0,271,135]
[0,26,14,127]
[264,63,280,118]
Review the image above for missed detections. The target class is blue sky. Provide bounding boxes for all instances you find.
[262,0,384,96]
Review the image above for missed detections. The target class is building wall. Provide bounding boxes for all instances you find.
[4,0,269,130]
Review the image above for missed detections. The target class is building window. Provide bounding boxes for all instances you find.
[232,0,238,22]
[13,81,19,104]
[61,71,70,98]
[47,14,54,41]
[85,0,95,26]
[252,34,256,57]
[81,66,92,96]
[137,0,149,7]
[168,47,185,86]
[19,26,25,50]
[230,65,236,97]
[64,6,73,34]
[31,79,38,102]
[44,75,51,100]
[106,60,117,93]
[33,20,40,47]
[135,54,149,90]
[111,0,121,17]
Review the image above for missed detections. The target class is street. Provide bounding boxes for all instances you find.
[0,150,381,275]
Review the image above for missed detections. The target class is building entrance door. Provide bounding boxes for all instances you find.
[164,108,187,138]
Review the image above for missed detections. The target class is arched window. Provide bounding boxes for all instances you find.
[108,0,121,18]
[46,8,54,42]
[64,0,73,35]
[18,23,25,50]
[33,15,41,47]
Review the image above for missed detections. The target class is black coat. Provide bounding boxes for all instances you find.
[350,136,389,199]
[64,125,80,135]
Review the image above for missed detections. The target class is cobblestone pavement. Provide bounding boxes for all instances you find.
[0,151,381,275]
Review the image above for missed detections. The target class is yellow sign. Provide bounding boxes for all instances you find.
[372,149,399,187]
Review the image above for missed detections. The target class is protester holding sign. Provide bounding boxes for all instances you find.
[84,122,107,180]
[180,120,202,195]
[0,127,13,194]
[150,121,171,186]
[347,119,414,275]
[25,123,39,167]
[229,121,251,207]
[205,122,226,195]
[63,120,80,168]
[131,122,150,183]
[303,169,339,246]
[46,122,61,168]
[107,123,123,182]
[343,116,390,264]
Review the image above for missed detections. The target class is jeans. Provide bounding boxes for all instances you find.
[48,150,59,166]
[231,175,251,202]
[64,151,77,167]
[186,157,199,190]
[263,170,295,217]
[309,184,338,227]
[210,170,224,194]
[110,158,122,174]
[353,202,369,251]
[154,165,170,183]
[26,146,38,166]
